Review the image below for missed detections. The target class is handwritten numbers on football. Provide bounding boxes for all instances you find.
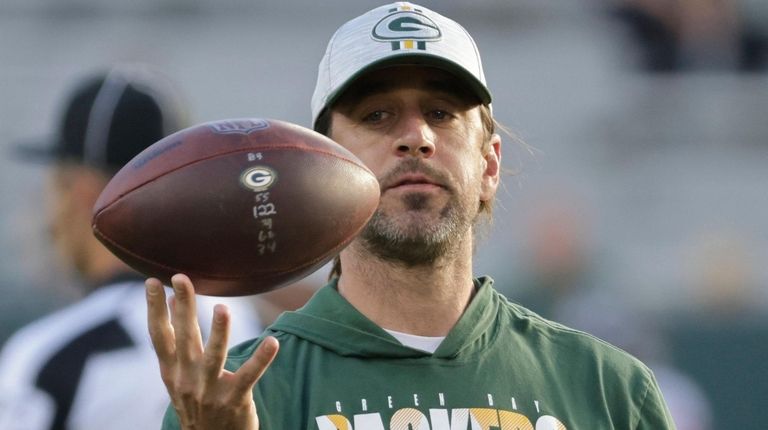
[252,192,278,255]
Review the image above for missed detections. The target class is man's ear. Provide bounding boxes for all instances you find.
[480,133,501,202]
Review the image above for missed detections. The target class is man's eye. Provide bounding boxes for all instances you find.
[428,110,451,121]
[362,111,386,122]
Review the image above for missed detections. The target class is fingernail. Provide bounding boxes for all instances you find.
[145,281,160,295]
[172,280,184,294]
[214,305,226,323]
[264,337,278,354]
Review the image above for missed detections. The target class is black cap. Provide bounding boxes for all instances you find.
[17,66,186,172]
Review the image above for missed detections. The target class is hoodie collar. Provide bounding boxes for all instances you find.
[270,276,498,359]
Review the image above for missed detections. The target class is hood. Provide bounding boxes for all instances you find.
[269,276,499,359]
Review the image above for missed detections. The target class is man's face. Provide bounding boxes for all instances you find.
[46,163,106,276]
[47,165,83,273]
[330,66,500,265]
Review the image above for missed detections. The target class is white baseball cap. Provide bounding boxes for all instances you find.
[311,2,492,129]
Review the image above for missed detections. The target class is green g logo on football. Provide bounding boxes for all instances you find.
[241,166,276,192]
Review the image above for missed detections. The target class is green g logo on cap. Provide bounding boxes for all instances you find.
[372,6,441,51]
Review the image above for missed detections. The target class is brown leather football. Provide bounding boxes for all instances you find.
[92,118,379,296]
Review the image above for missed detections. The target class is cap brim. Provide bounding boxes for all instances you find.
[11,137,64,165]
[325,53,492,114]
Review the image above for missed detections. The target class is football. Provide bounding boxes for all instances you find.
[92,118,380,296]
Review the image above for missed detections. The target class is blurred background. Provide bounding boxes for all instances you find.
[1,0,766,428]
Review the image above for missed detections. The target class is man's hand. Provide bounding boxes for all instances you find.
[146,274,279,430]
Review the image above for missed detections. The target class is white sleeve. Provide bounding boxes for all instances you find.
[0,335,56,430]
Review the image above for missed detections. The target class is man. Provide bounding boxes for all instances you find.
[0,66,262,430]
[149,3,676,429]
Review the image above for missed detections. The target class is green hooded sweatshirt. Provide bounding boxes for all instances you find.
[162,277,675,429]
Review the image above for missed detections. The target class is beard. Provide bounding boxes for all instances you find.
[360,160,476,267]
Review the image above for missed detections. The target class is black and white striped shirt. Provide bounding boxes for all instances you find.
[0,276,262,430]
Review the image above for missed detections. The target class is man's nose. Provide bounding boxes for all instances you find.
[392,113,436,158]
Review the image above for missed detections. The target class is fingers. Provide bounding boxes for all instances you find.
[234,336,279,395]
[203,304,231,385]
[146,275,268,428]
[146,277,175,362]
[170,274,204,366]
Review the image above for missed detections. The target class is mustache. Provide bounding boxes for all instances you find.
[377,158,453,192]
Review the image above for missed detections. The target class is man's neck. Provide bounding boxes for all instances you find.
[336,238,477,337]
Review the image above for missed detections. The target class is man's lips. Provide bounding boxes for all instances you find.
[384,174,445,192]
